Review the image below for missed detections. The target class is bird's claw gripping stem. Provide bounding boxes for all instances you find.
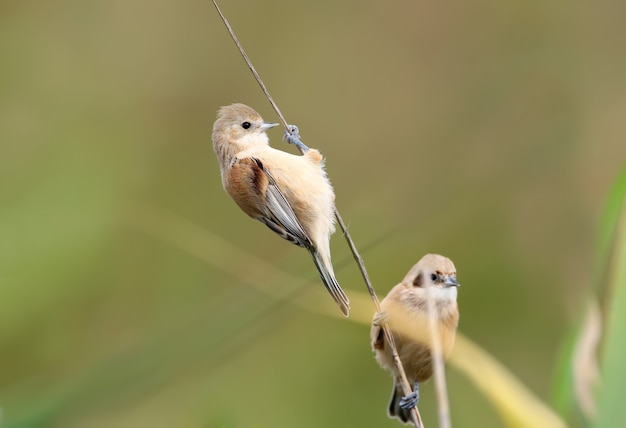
[373,310,390,327]
[399,382,420,410]
[284,125,310,153]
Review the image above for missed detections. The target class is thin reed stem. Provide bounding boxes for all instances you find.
[211,1,427,426]
[334,210,424,427]
[211,0,289,130]
[425,289,452,428]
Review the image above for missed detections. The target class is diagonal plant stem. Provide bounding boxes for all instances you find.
[334,210,424,427]
[211,0,424,426]
[211,0,290,131]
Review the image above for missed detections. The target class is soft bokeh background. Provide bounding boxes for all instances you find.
[2,0,625,427]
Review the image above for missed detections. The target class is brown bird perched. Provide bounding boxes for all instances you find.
[371,254,460,424]
[211,103,350,316]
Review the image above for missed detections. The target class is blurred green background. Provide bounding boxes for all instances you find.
[1,0,625,427]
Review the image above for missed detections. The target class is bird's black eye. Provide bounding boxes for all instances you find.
[241,121,251,129]
[430,273,438,281]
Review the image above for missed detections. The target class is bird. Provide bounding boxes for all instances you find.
[211,103,350,316]
[371,254,460,424]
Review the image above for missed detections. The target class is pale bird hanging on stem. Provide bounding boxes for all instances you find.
[372,253,460,424]
[211,103,350,316]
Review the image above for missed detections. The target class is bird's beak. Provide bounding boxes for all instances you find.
[444,275,460,287]
[260,122,279,131]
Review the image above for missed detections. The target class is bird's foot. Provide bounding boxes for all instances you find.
[283,125,310,153]
[399,382,420,409]
[373,310,391,327]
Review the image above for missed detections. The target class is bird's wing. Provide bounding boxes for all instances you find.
[253,158,313,249]
[227,157,312,248]
[225,158,313,248]
[371,321,385,350]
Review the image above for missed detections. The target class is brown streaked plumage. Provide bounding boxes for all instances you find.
[212,103,350,316]
[371,254,460,424]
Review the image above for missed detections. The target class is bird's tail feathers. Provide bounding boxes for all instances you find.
[388,383,411,424]
[310,250,350,317]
